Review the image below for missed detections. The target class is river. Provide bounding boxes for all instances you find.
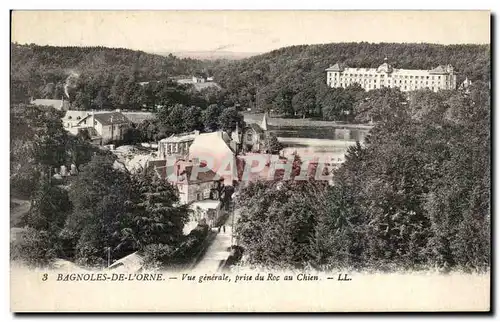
[269,125,371,163]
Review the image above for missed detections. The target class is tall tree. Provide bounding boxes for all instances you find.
[118,170,190,252]
[202,104,223,132]
[63,154,134,267]
[218,106,243,133]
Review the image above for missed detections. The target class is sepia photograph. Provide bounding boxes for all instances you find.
[9,9,491,312]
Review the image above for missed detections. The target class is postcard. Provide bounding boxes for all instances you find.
[10,10,491,312]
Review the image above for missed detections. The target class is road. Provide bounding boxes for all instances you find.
[10,198,30,227]
[10,198,30,243]
[193,216,233,273]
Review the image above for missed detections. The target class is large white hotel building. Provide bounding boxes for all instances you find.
[325,60,457,92]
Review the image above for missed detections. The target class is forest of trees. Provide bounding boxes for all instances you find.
[10,42,491,272]
[235,82,490,272]
[10,43,214,107]
[212,42,490,119]
[10,104,97,198]
[125,103,244,143]
[10,103,202,268]
[11,43,245,143]
[11,42,490,123]
[12,153,194,268]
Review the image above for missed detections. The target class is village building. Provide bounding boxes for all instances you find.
[151,158,225,228]
[63,109,155,128]
[158,131,200,161]
[326,59,457,92]
[173,75,220,91]
[67,111,131,145]
[459,77,473,92]
[121,111,156,124]
[189,200,223,229]
[188,131,238,186]
[62,110,93,128]
[235,113,269,153]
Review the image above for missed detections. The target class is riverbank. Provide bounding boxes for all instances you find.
[243,112,374,130]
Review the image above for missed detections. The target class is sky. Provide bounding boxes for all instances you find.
[11,11,490,54]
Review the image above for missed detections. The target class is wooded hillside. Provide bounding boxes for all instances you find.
[10,43,209,103]
[212,42,490,115]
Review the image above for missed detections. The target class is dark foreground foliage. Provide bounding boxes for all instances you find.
[236,83,490,272]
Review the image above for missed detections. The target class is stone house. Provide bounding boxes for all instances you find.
[73,111,130,144]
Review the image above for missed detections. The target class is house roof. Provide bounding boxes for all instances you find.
[177,79,195,84]
[248,123,264,134]
[189,131,235,155]
[325,63,348,72]
[79,127,101,139]
[63,110,92,121]
[93,112,130,125]
[122,112,156,124]
[31,99,70,111]
[193,82,221,91]
[189,200,221,211]
[429,65,454,75]
[180,164,220,184]
[377,62,393,73]
[429,65,447,74]
[108,251,144,272]
[151,159,221,185]
[160,131,200,143]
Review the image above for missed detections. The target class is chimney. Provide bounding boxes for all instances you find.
[91,110,95,127]
[261,113,268,131]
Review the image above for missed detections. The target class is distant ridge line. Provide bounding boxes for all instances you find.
[155,51,261,60]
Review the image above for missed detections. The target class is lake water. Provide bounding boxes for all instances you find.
[243,113,372,163]
[269,125,371,163]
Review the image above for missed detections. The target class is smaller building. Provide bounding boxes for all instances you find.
[122,112,156,125]
[175,160,223,204]
[158,131,200,160]
[151,158,226,227]
[174,76,220,91]
[152,159,223,205]
[189,131,238,186]
[192,76,206,83]
[70,111,131,144]
[189,199,223,228]
[459,77,473,91]
[62,110,93,128]
[239,113,269,153]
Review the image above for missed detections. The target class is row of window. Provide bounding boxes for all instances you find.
[331,82,443,91]
[331,80,437,85]
[329,78,450,86]
[329,73,445,80]
[164,143,190,154]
